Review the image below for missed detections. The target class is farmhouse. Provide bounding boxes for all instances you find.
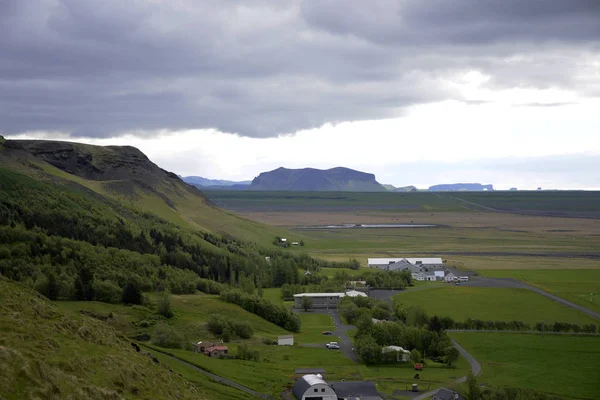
[381,345,411,362]
[204,345,228,358]
[194,341,222,353]
[292,374,337,400]
[294,290,367,309]
[368,257,444,269]
[278,335,294,346]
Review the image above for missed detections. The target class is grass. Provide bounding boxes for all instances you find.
[392,286,599,325]
[295,313,340,344]
[58,292,290,346]
[450,332,600,399]
[0,277,206,400]
[150,344,359,396]
[479,269,600,314]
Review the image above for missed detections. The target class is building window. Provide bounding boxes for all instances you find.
[314,388,318,392]
[321,388,325,392]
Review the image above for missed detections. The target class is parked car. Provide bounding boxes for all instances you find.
[454,281,461,285]
[322,331,333,335]
[326,342,340,349]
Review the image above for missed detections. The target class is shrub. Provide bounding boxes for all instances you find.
[157,292,174,318]
[152,323,184,349]
[93,280,122,304]
[122,282,142,305]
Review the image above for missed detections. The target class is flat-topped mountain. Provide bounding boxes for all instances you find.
[429,183,495,191]
[250,167,386,192]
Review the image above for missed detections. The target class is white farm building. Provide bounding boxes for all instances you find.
[368,257,444,269]
[278,335,294,346]
[293,290,367,309]
[292,374,337,400]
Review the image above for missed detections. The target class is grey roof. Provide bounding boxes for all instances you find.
[434,388,465,400]
[387,259,421,273]
[329,381,380,398]
[292,375,327,400]
[294,368,325,374]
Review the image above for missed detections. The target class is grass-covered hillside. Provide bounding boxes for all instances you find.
[0,138,289,245]
[0,277,206,400]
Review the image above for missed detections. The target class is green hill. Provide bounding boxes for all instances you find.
[0,276,209,400]
[0,138,288,245]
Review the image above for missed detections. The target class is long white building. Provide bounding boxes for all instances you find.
[367,257,444,269]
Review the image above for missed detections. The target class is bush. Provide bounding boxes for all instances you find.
[122,282,142,305]
[93,280,122,304]
[207,315,254,339]
[157,292,174,318]
[152,323,184,349]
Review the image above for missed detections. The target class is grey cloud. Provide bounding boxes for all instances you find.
[1,0,599,138]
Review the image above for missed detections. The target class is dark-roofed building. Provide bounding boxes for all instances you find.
[329,381,382,400]
[433,388,465,400]
[292,374,337,400]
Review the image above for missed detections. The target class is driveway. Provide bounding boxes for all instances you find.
[296,309,359,363]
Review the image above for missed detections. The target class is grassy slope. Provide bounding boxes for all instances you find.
[0,142,289,246]
[450,332,600,399]
[479,269,600,314]
[392,286,599,325]
[58,293,290,345]
[0,277,227,400]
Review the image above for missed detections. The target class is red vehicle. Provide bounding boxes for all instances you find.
[414,363,423,371]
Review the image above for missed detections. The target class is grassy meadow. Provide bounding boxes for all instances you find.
[392,286,599,326]
[449,332,600,399]
[295,312,340,344]
[478,269,600,313]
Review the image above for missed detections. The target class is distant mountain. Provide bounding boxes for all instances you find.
[181,176,251,187]
[250,167,387,191]
[383,184,419,192]
[429,183,495,191]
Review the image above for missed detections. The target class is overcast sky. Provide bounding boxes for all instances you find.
[2,0,600,189]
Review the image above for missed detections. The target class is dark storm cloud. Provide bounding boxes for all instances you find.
[1,0,599,138]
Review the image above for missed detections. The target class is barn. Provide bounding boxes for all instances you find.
[278,335,294,346]
[292,374,337,400]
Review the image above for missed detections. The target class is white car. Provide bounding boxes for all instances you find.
[326,342,340,349]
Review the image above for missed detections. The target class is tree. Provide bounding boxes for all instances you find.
[157,292,174,318]
[122,281,142,305]
[410,349,422,364]
[302,296,312,311]
[428,315,443,332]
[46,272,59,300]
[444,346,460,367]
[466,372,481,400]
[356,335,381,365]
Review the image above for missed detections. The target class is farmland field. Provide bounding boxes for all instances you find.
[478,269,600,313]
[392,286,599,325]
[449,332,600,399]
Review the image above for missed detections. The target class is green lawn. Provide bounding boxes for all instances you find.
[296,312,340,344]
[479,269,600,313]
[450,332,600,399]
[151,344,359,396]
[392,286,599,325]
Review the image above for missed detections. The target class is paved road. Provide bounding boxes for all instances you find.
[142,346,272,399]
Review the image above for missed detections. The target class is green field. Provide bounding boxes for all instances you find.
[450,332,600,399]
[479,269,600,313]
[295,313,340,344]
[205,190,468,211]
[392,286,599,325]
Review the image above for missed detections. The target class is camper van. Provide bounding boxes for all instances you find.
[458,276,469,282]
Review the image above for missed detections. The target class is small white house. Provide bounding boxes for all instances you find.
[281,238,287,242]
[292,242,299,246]
[381,345,411,362]
[345,290,368,298]
[278,335,294,346]
[444,273,457,283]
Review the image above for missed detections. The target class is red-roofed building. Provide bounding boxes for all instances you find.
[204,345,229,358]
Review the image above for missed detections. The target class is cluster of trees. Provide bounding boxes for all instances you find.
[345,299,458,366]
[219,288,301,332]
[392,306,599,334]
[235,344,261,361]
[206,315,254,341]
